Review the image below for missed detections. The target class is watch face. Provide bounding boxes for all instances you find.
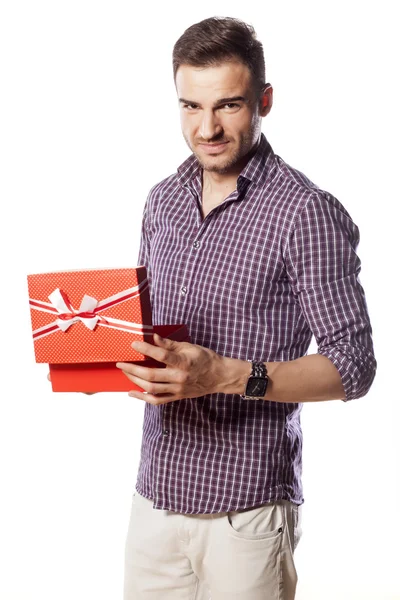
[245,376,268,397]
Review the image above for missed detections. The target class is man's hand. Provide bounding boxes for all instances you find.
[116,333,227,405]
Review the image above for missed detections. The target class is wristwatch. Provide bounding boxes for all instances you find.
[241,361,269,399]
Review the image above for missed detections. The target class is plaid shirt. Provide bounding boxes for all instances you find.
[135,133,376,514]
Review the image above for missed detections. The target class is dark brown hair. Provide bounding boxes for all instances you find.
[172,16,266,95]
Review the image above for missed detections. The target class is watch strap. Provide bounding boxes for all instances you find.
[241,360,269,399]
[251,361,267,378]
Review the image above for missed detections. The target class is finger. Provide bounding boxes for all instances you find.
[131,337,179,366]
[47,373,51,381]
[115,363,176,382]
[152,333,180,351]
[128,389,177,405]
[118,370,177,396]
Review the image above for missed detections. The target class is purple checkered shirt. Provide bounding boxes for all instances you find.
[135,133,376,514]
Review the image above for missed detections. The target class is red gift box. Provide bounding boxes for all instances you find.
[27,267,189,392]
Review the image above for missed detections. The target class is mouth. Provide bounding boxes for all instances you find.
[198,141,229,155]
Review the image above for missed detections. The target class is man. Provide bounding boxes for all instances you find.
[117,16,377,600]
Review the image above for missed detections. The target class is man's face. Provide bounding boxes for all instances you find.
[175,61,265,175]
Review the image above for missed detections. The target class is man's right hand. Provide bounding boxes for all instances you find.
[47,372,97,395]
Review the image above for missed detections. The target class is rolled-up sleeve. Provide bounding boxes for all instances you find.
[284,192,377,401]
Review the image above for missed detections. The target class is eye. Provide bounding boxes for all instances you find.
[221,103,240,111]
[183,104,198,111]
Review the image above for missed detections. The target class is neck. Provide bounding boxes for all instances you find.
[202,171,238,195]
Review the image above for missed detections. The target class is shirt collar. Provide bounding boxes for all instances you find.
[176,133,274,189]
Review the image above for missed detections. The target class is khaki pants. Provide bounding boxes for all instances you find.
[124,491,302,600]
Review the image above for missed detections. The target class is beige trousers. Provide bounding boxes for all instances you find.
[124,491,302,600]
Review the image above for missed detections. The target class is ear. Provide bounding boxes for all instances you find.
[259,84,273,117]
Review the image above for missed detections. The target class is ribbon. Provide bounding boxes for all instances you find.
[29,279,153,341]
[48,288,104,331]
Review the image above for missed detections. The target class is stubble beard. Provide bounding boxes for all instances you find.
[184,130,257,175]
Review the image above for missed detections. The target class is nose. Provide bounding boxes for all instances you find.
[199,109,222,141]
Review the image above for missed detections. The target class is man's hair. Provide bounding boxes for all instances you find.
[172,16,266,95]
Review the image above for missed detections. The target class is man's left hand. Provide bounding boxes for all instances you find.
[116,333,228,405]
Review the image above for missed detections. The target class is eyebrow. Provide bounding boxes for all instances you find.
[179,96,247,107]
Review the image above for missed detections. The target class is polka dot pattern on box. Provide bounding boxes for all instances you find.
[27,267,153,363]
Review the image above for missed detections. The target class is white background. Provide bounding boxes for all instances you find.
[1,1,399,599]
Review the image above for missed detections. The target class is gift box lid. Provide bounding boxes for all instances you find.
[27,266,154,364]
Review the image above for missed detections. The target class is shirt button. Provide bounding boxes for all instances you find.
[193,240,200,249]
[163,429,170,436]
[181,286,187,296]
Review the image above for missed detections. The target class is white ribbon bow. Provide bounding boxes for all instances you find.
[48,288,100,332]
